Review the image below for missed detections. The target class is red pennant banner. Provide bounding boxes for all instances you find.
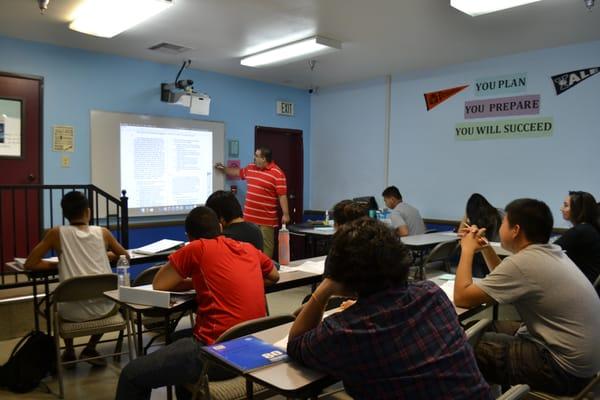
[424,85,469,111]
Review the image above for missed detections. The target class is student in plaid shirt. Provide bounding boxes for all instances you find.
[287,217,492,400]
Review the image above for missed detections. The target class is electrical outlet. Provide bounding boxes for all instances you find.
[61,156,70,168]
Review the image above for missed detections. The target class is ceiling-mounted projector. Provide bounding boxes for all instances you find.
[160,60,211,116]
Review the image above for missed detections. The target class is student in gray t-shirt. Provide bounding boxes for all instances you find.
[454,198,600,396]
[381,186,426,236]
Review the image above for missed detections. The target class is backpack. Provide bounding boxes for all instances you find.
[0,330,56,393]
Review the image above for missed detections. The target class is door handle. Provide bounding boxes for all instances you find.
[27,173,36,182]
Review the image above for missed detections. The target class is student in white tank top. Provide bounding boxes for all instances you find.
[25,191,129,367]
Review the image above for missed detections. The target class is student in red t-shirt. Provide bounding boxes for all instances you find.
[116,207,279,400]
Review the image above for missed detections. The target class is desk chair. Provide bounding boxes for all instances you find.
[188,314,296,400]
[527,373,600,400]
[132,265,194,354]
[415,239,459,280]
[464,319,530,400]
[52,274,133,398]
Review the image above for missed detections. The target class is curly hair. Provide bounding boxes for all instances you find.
[332,200,368,226]
[327,217,412,296]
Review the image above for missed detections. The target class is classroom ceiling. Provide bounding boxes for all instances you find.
[0,0,599,89]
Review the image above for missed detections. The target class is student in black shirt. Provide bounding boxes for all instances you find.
[205,190,264,251]
[556,191,600,291]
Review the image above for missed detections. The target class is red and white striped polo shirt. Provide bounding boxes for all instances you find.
[239,162,287,227]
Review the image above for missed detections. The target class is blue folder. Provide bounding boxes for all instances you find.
[203,335,288,372]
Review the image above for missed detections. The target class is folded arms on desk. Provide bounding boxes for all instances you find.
[24,226,128,271]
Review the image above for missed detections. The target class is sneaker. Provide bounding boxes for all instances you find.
[79,347,107,367]
[61,350,77,370]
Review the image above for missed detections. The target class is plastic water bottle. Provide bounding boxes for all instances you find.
[278,224,290,266]
[116,255,130,287]
[324,210,330,225]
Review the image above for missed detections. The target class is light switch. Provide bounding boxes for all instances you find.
[61,156,70,168]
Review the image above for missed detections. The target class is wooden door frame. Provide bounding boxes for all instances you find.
[254,125,304,222]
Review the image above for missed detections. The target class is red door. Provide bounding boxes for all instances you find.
[0,73,43,268]
[255,126,304,260]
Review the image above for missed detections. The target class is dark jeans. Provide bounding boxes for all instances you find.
[116,329,235,400]
[475,321,592,396]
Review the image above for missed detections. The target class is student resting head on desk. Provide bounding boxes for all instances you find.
[116,206,279,400]
[24,190,128,368]
[454,198,600,395]
[287,217,492,400]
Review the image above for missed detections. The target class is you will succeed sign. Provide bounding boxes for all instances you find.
[455,117,553,141]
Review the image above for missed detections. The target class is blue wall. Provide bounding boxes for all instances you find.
[310,78,388,210]
[0,35,311,239]
[310,40,600,228]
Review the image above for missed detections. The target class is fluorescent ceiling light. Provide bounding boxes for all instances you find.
[450,0,543,16]
[69,0,172,38]
[241,36,341,68]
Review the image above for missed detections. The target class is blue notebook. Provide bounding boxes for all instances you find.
[203,335,288,372]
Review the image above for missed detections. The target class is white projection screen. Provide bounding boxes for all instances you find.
[91,110,225,218]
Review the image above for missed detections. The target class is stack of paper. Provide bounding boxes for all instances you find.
[133,239,184,255]
[293,260,325,275]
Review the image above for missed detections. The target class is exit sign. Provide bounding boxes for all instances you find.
[277,101,294,116]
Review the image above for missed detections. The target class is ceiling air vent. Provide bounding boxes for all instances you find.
[148,42,190,54]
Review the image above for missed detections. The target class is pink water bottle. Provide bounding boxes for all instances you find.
[278,224,290,266]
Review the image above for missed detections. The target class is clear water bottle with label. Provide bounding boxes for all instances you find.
[116,255,130,287]
[278,224,290,266]
[324,210,330,225]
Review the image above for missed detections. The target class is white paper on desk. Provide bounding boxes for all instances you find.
[293,260,325,275]
[133,239,184,255]
[439,280,455,301]
[278,265,296,273]
[14,256,58,267]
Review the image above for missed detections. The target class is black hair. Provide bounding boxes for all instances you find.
[257,146,272,163]
[332,200,368,226]
[568,191,600,232]
[466,193,502,239]
[382,186,402,201]
[184,206,221,240]
[505,198,553,244]
[327,217,412,297]
[205,190,243,223]
[61,191,89,221]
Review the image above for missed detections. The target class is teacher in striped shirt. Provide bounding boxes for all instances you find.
[215,146,289,257]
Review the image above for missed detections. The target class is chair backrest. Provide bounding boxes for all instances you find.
[133,265,162,287]
[216,314,296,343]
[53,273,117,303]
[465,318,492,348]
[424,239,459,265]
[496,384,529,400]
[573,372,600,400]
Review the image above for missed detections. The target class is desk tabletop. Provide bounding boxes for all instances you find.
[401,231,458,248]
[288,224,335,236]
[240,278,489,395]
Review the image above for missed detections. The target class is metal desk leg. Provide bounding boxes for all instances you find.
[43,276,51,334]
[165,313,173,400]
[32,276,40,331]
[246,378,254,399]
[136,313,144,356]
